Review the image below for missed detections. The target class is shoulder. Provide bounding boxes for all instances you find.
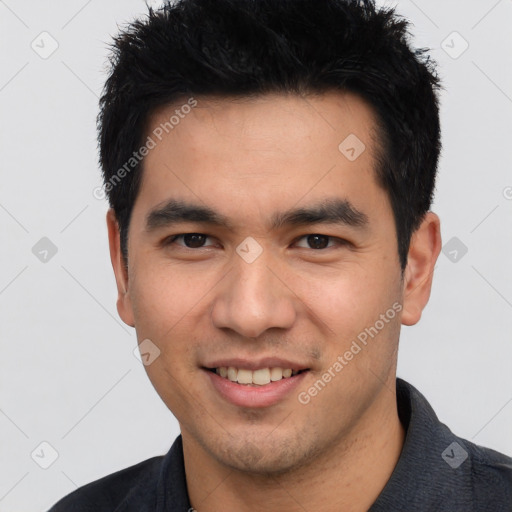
[385,379,512,511]
[47,455,164,511]
[465,439,512,506]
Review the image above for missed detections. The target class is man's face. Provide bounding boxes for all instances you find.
[117,92,406,474]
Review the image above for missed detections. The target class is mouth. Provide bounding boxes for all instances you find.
[204,366,309,386]
[202,364,311,408]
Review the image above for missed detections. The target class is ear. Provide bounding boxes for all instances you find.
[401,212,442,326]
[106,209,135,327]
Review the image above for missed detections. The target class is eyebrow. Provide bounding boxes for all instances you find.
[145,199,231,231]
[270,198,369,230]
[145,198,369,232]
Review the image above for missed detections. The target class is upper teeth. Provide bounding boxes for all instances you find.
[216,367,299,385]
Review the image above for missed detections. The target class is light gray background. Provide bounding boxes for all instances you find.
[0,0,511,510]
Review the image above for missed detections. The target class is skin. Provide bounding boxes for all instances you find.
[107,91,441,512]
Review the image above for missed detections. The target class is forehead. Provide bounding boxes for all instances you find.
[147,91,379,162]
[133,91,388,228]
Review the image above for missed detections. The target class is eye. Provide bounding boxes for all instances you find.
[294,234,342,250]
[167,233,215,248]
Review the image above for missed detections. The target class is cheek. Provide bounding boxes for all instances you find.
[129,263,194,337]
[129,265,204,411]
[128,260,222,368]
[296,262,399,334]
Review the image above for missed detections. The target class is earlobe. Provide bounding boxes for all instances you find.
[106,209,135,328]
[401,212,442,326]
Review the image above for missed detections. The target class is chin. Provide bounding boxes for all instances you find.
[209,432,320,476]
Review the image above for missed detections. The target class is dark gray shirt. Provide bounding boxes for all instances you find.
[48,378,512,511]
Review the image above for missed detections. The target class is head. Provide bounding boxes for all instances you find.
[101,0,442,475]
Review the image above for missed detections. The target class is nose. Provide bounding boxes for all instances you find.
[211,253,297,339]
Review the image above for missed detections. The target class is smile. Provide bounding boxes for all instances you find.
[204,365,310,408]
[208,366,306,386]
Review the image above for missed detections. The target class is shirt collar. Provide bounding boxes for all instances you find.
[154,378,472,511]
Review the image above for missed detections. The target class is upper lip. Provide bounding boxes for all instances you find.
[203,358,310,371]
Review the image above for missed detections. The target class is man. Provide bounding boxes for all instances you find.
[49,0,512,510]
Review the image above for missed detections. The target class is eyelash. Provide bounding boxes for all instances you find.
[163,233,350,250]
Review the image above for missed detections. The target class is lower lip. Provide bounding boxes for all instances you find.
[204,369,309,408]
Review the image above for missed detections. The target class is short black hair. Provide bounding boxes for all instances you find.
[98,0,442,271]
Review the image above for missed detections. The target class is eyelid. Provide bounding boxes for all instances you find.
[161,232,350,250]
[293,234,349,249]
[164,233,216,248]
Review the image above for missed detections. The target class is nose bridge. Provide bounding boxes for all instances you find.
[211,249,296,338]
[236,255,276,307]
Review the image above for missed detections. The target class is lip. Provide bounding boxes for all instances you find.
[203,358,310,372]
[204,368,309,408]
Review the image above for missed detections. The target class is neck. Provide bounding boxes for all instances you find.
[183,385,405,512]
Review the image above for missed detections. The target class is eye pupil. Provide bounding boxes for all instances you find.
[307,234,329,249]
[184,233,207,248]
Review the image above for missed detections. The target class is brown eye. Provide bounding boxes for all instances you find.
[306,234,330,249]
[167,233,213,248]
[295,234,333,249]
[182,233,208,248]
